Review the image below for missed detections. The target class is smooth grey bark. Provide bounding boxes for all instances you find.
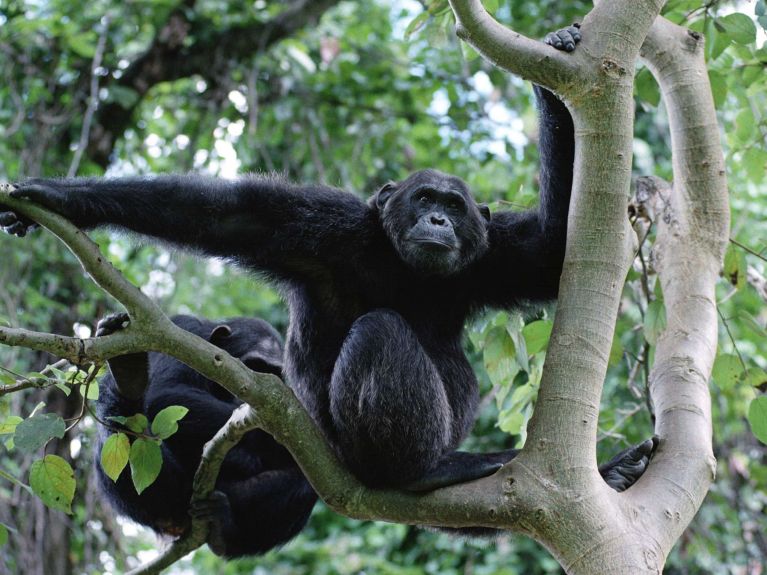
[445,2,727,573]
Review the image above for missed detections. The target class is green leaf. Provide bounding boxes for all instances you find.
[13,414,66,453]
[743,148,767,184]
[483,326,518,385]
[712,353,744,388]
[745,368,767,389]
[100,433,131,482]
[708,23,731,60]
[522,320,553,356]
[498,409,525,435]
[66,32,97,58]
[404,11,429,40]
[29,455,76,514]
[54,382,72,396]
[734,108,756,143]
[0,524,7,547]
[747,396,767,445]
[150,406,189,440]
[635,68,661,107]
[742,64,764,88]
[0,416,23,435]
[78,382,99,401]
[717,13,757,45]
[708,71,727,108]
[723,243,748,289]
[129,438,162,494]
[109,413,149,434]
[644,300,667,345]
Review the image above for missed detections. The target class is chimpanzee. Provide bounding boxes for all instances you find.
[95,312,317,558]
[2,26,655,495]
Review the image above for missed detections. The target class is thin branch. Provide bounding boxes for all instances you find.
[730,237,767,263]
[129,404,261,575]
[67,17,110,177]
[716,307,747,371]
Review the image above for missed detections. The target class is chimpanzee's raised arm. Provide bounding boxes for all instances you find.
[1,174,369,274]
[471,27,578,308]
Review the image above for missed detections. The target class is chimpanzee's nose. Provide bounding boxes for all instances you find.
[430,213,446,226]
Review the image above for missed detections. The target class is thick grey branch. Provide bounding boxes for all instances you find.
[0,183,164,324]
[447,0,578,91]
[626,14,728,551]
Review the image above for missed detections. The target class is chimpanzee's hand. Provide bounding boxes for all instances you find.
[0,182,38,237]
[545,23,582,52]
[95,312,132,338]
[1,179,74,237]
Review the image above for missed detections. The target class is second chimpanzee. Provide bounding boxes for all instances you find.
[3,26,655,496]
[95,313,317,558]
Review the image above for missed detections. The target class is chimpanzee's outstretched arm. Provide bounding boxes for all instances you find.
[1,175,369,275]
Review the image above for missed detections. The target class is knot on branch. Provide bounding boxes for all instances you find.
[600,58,627,78]
[684,29,704,52]
[633,176,675,228]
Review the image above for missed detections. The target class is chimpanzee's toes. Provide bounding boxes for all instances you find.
[599,437,658,492]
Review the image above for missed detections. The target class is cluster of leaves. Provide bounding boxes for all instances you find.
[100,405,188,493]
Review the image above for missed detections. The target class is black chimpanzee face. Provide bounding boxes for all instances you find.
[373,169,490,276]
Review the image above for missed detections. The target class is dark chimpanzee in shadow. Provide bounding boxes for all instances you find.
[2,26,655,499]
[94,313,317,558]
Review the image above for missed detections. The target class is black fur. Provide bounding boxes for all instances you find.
[3,26,654,496]
[95,313,317,558]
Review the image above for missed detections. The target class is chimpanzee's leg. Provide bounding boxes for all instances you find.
[329,309,504,490]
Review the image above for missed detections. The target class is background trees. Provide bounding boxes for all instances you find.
[0,1,765,573]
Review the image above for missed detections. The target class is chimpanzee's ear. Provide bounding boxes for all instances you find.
[373,182,398,210]
[478,203,491,222]
[209,324,233,342]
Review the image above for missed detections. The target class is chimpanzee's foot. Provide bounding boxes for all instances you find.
[96,312,149,400]
[404,449,519,492]
[190,490,232,557]
[599,437,659,492]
